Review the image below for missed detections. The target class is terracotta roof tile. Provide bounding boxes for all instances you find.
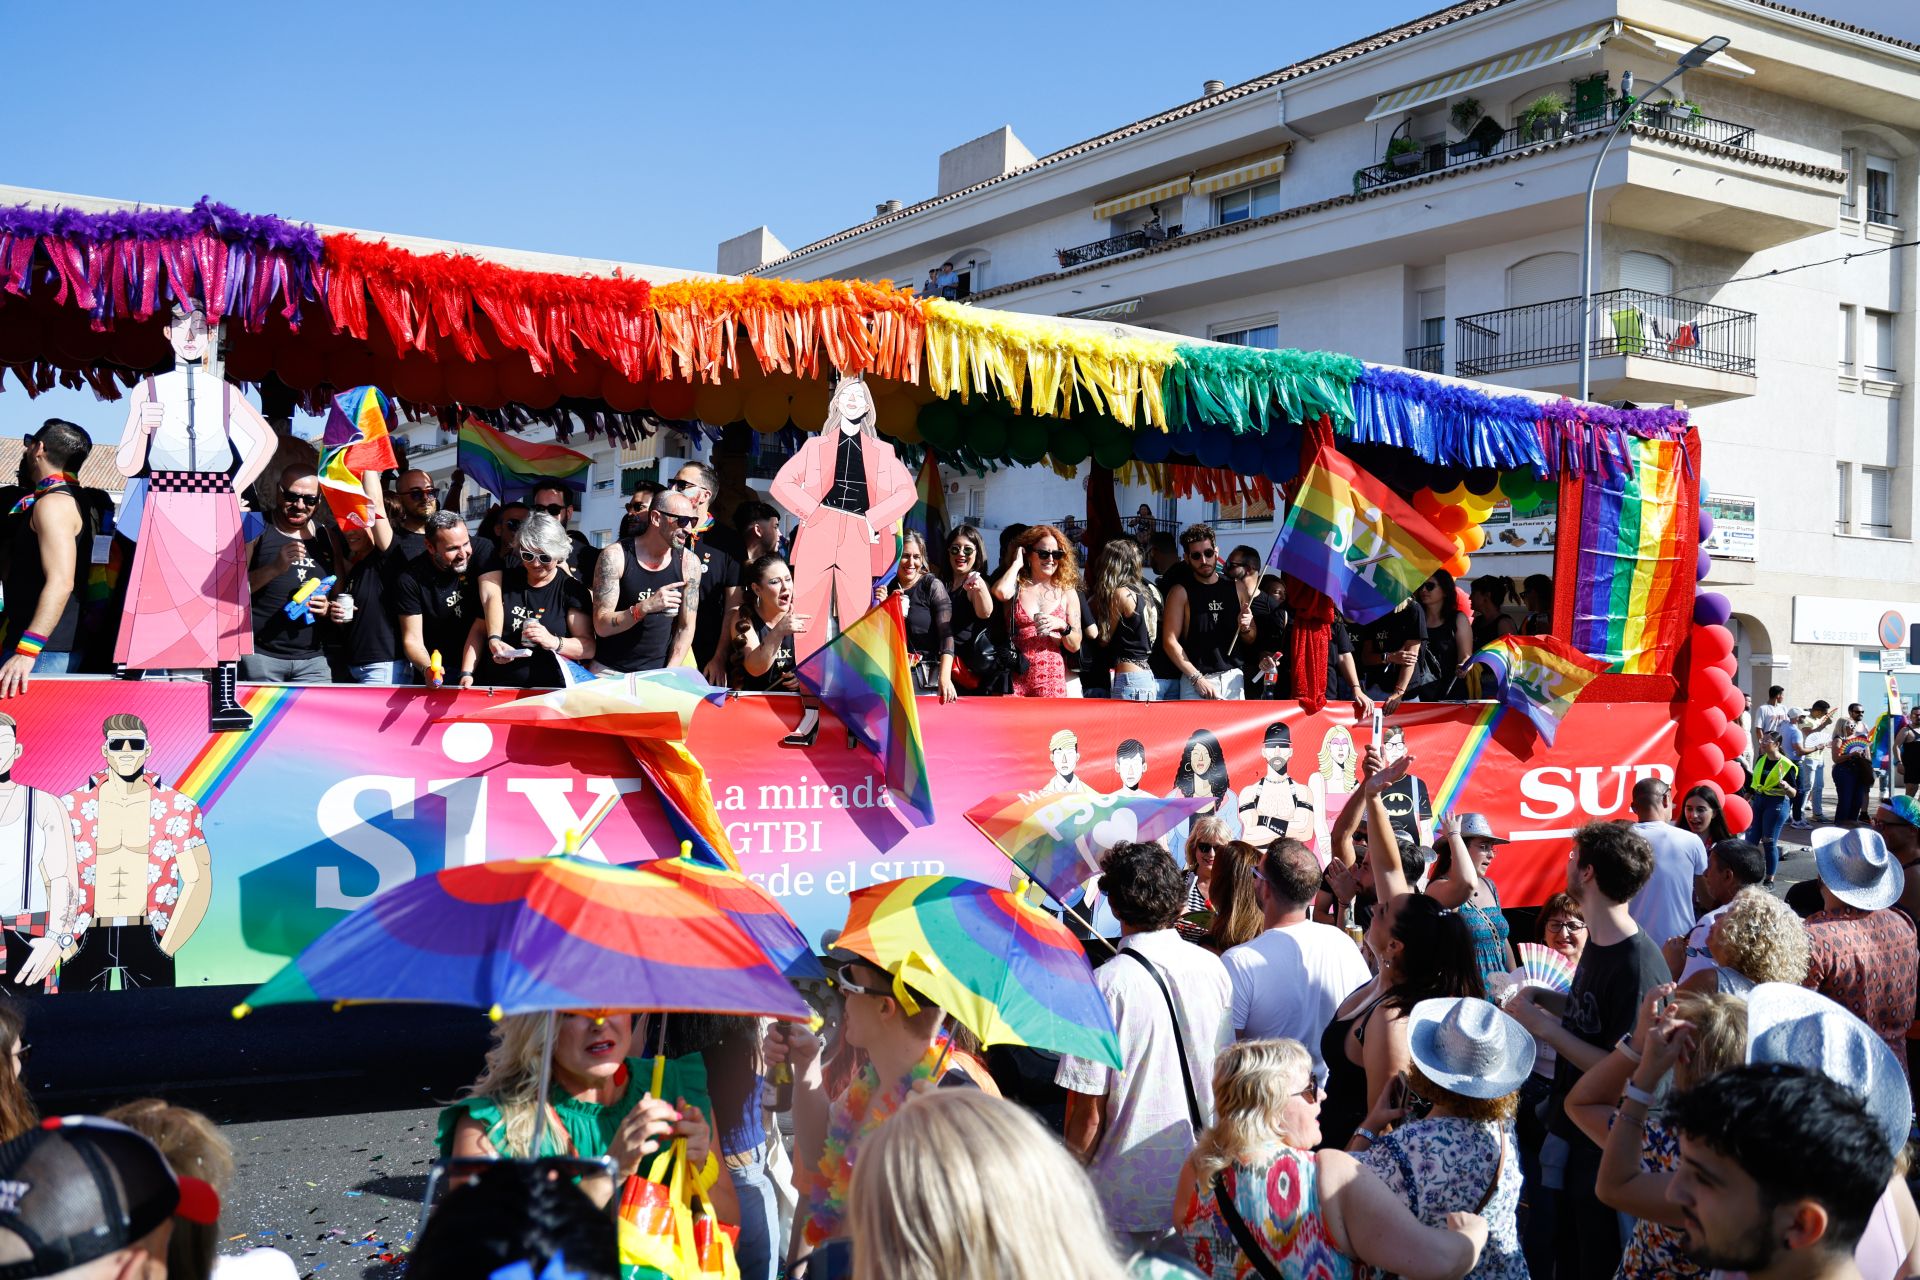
[0,441,128,495]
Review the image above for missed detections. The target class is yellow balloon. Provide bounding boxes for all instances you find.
[743,385,791,435]
[692,380,745,426]
[874,392,915,439]
[790,379,831,433]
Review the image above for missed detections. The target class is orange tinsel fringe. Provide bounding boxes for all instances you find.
[649,278,923,386]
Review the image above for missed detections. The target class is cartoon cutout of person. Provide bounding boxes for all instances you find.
[1042,729,1090,795]
[1112,739,1149,798]
[0,713,78,993]
[1165,728,1240,868]
[114,305,276,733]
[1374,724,1434,847]
[768,375,916,663]
[61,713,211,991]
[1238,722,1317,852]
[1311,724,1360,859]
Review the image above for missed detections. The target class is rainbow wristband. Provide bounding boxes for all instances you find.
[14,632,47,659]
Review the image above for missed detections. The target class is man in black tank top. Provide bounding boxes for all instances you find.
[0,420,91,697]
[1158,523,1254,701]
[589,489,698,673]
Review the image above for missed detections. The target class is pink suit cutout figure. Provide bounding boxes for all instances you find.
[769,376,914,663]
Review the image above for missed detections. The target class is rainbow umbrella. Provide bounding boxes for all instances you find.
[835,876,1120,1069]
[639,851,827,983]
[239,856,806,1022]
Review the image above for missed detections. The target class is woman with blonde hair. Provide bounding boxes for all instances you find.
[1087,538,1158,702]
[1176,1038,1488,1279]
[1202,840,1267,954]
[1176,818,1232,940]
[1565,984,1748,1279]
[1678,885,1811,995]
[105,1099,241,1280]
[848,1089,1129,1280]
[992,523,1083,698]
[1311,725,1359,856]
[440,1011,734,1221]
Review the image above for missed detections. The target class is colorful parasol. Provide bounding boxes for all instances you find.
[964,788,1211,904]
[639,850,826,983]
[835,876,1120,1069]
[239,855,807,1021]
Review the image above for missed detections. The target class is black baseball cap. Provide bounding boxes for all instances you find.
[1263,723,1292,748]
[0,1116,218,1278]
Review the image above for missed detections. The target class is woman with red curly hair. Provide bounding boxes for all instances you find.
[992,524,1082,698]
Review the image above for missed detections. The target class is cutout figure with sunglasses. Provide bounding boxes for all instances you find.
[239,465,344,686]
[1239,722,1318,851]
[60,713,209,990]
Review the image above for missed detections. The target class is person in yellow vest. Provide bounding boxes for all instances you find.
[1748,731,1801,886]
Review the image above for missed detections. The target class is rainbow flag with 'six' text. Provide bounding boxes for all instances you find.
[1267,444,1454,623]
[794,595,935,825]
[1464,635,1611,746]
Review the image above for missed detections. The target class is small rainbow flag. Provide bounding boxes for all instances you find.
[175,685,301,810]
[1872,713,1904,771]
[321,386,399,475]
[1464,636,1610,747]
[457,414,590,500]
[1267,443,1455,624]
[1571,437,1691,675]
[317,443,374,532]
[793,595,934,825]
[629,738,740,872]
[964,788,1210,904]
[1431,702,1507,819]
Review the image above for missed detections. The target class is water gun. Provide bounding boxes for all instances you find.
[284,575,336,624]
[428,649,445,689]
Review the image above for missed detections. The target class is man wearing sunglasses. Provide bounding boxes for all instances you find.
[240,465,344,685]
[0,419,90,699]
[1158,523,1254,700]
[337,468,445,686]
[590,488,699,673]
[60,713,211,990]
[527,482,599,583]
[667,462,742,683]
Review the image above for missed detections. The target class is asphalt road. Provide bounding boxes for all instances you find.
[24,821,1830,1279]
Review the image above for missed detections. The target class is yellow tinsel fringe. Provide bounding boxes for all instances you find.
[921,300,1177,430]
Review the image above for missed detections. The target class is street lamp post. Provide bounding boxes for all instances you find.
[1578,35,1731,402]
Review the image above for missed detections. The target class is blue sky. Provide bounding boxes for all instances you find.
[3,0,1915,438]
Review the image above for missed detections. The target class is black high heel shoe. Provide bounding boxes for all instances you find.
[781,704,821,749]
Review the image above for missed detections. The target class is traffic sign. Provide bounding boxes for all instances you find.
[1880,648,1905,673]
[1879,610,1906,649]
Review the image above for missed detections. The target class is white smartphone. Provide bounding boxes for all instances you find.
[1371,703,1386,746]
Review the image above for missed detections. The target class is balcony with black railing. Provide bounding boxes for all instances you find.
[1454,288,1756,404]
[1055,224,1183,269]
[1405,342,1445,374]
[1353,99,1755,195]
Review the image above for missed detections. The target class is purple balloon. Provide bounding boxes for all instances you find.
[1698,508,1714,543]
[1694,592,1732,627]
[1696,548,1712,581]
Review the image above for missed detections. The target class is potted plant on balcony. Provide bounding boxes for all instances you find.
[1449,97,1483,135]
[1386,135,1423,172]
[1522,93,1569,141]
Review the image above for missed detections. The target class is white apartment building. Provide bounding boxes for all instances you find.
[721,0,1920,711]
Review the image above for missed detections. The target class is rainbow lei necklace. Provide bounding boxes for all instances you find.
[802,1028,952,1246]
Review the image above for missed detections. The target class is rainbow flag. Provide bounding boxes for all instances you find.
[629,738,740,872]
[317,443,375,532]
[1464,636,1610,746]
[1431,703,1507,819]
[964,788,1211,904]
[456,668,725,742]
[1571,437,1691,674]
[1872,713,1904,771]
[321,386,399,475]
[175,685,301,810]
[792,595,935,825]
[456,414,590,500]
[836,876,1120,1068]
[1267,443,1455,623]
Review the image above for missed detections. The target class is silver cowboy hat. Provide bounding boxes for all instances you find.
[1406,997,1535,1099]
[1811,826,1903,912]
[1747,983,1913,1156]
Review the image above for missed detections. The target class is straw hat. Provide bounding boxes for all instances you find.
[1406,997,1535,1099]
[1811,826,1902,911]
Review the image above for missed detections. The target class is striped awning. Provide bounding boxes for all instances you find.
[1365,21,1616,121]
[1621,26,1755,75]
[1191,147,1292,195]
[1092,176,1190,221]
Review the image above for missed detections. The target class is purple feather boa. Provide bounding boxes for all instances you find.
[0,197,325,332]
[1350,366,1691,479]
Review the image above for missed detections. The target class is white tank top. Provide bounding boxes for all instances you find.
[141,369,237,474]
[0,789,46,917]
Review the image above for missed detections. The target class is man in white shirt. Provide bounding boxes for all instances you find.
[1801,700,1835,822]
[1221,837,1370,1073]
[1665,838,1765,982]
[1754,685,1788,754]
[1057,841,1233,1252]
[1626,777,1708,949]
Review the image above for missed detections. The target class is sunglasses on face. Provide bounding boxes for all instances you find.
[533,503,569,517]
[1031,548,1066,562]
[669,478,706,495]
[949,544,975,557]
[1187,548,1216,561]
[658,511,698,529]
[1293,1078,1322,1104]
[280,490,319,505]
[400,487,435,500]
[626,502,651,514]
[1190,841,1224,856]
[106,738,147,752]
[832,968,884,999]
[519,550,554,566]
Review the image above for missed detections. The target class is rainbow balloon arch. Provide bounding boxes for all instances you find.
[0,193,1740,814]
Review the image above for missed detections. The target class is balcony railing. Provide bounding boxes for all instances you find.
[1406,341,1445,374]
[1869,205,1899,227]
[1055,224,1182,269]
[1354,100,1756,194]
[1454,288,1756,378]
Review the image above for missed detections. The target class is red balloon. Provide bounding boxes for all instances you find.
[651,379,698,421]
[1715,761,1746,795]
[1435,505,1471,535]
[599,370,651,413]
[1718,723,1750,760]
[1718,687,1745,721]
[1691,743,1727,779]
[1698,666,1734,703]
[555,355,607,400]
[1721,793,1753,834]
[1700,705,1729,739]
[1693,625,1735,663]
[444,359,502,408]
[497,356,558,410]
[1413,491,1443,518]
[272,339,328,391]
[388,355,447,407]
